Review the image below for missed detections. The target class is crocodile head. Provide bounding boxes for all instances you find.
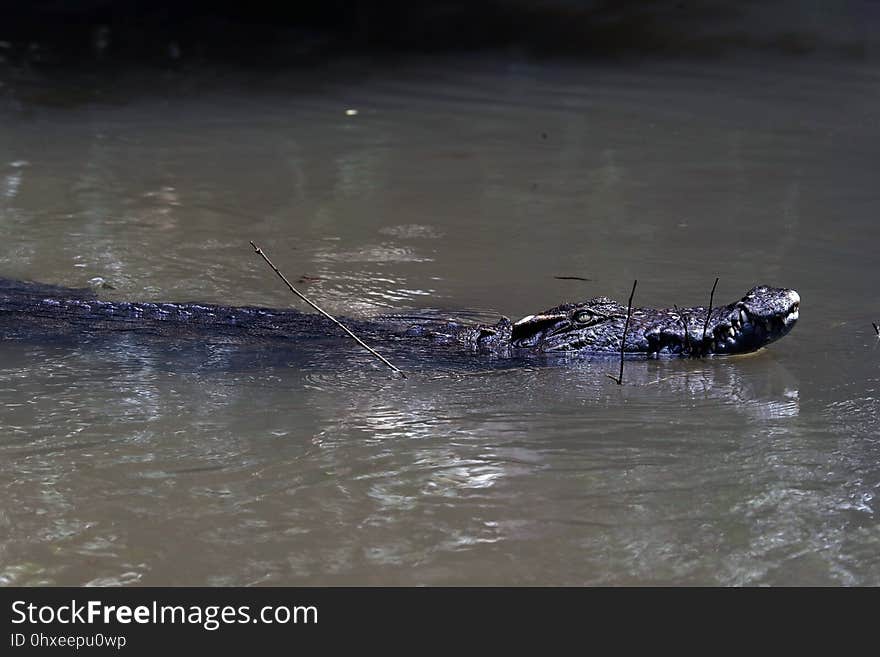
[508,285,800,356]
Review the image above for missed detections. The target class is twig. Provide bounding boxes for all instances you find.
[249,241,406,378]
[607,279,637,385]
[701,277,720,352]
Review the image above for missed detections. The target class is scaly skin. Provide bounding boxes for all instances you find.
[0,279,799,358]
[417,285,800,357]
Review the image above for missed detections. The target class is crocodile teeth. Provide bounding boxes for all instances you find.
[728,327,736,338]
[740,309,748,324]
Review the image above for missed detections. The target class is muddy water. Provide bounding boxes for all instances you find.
[1,54,879,585]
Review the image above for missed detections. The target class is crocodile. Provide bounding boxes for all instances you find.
[0,278,799,358]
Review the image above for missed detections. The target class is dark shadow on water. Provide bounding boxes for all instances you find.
[1,1,876,71]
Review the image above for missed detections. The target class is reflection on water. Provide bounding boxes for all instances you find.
[2,332,861,586]
[1,54,880,585]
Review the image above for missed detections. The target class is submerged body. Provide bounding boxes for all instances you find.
[0,278,799,358]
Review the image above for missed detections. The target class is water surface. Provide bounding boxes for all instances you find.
[1,53,879,585]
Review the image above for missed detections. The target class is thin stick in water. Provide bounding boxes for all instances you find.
[607,279,638,385]
[873,322,879,336]
[249,241,406,378]
[701,277,720,352]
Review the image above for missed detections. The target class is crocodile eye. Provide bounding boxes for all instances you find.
[572,310,598,325]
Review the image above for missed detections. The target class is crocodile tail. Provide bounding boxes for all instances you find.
[0,278,97,302]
